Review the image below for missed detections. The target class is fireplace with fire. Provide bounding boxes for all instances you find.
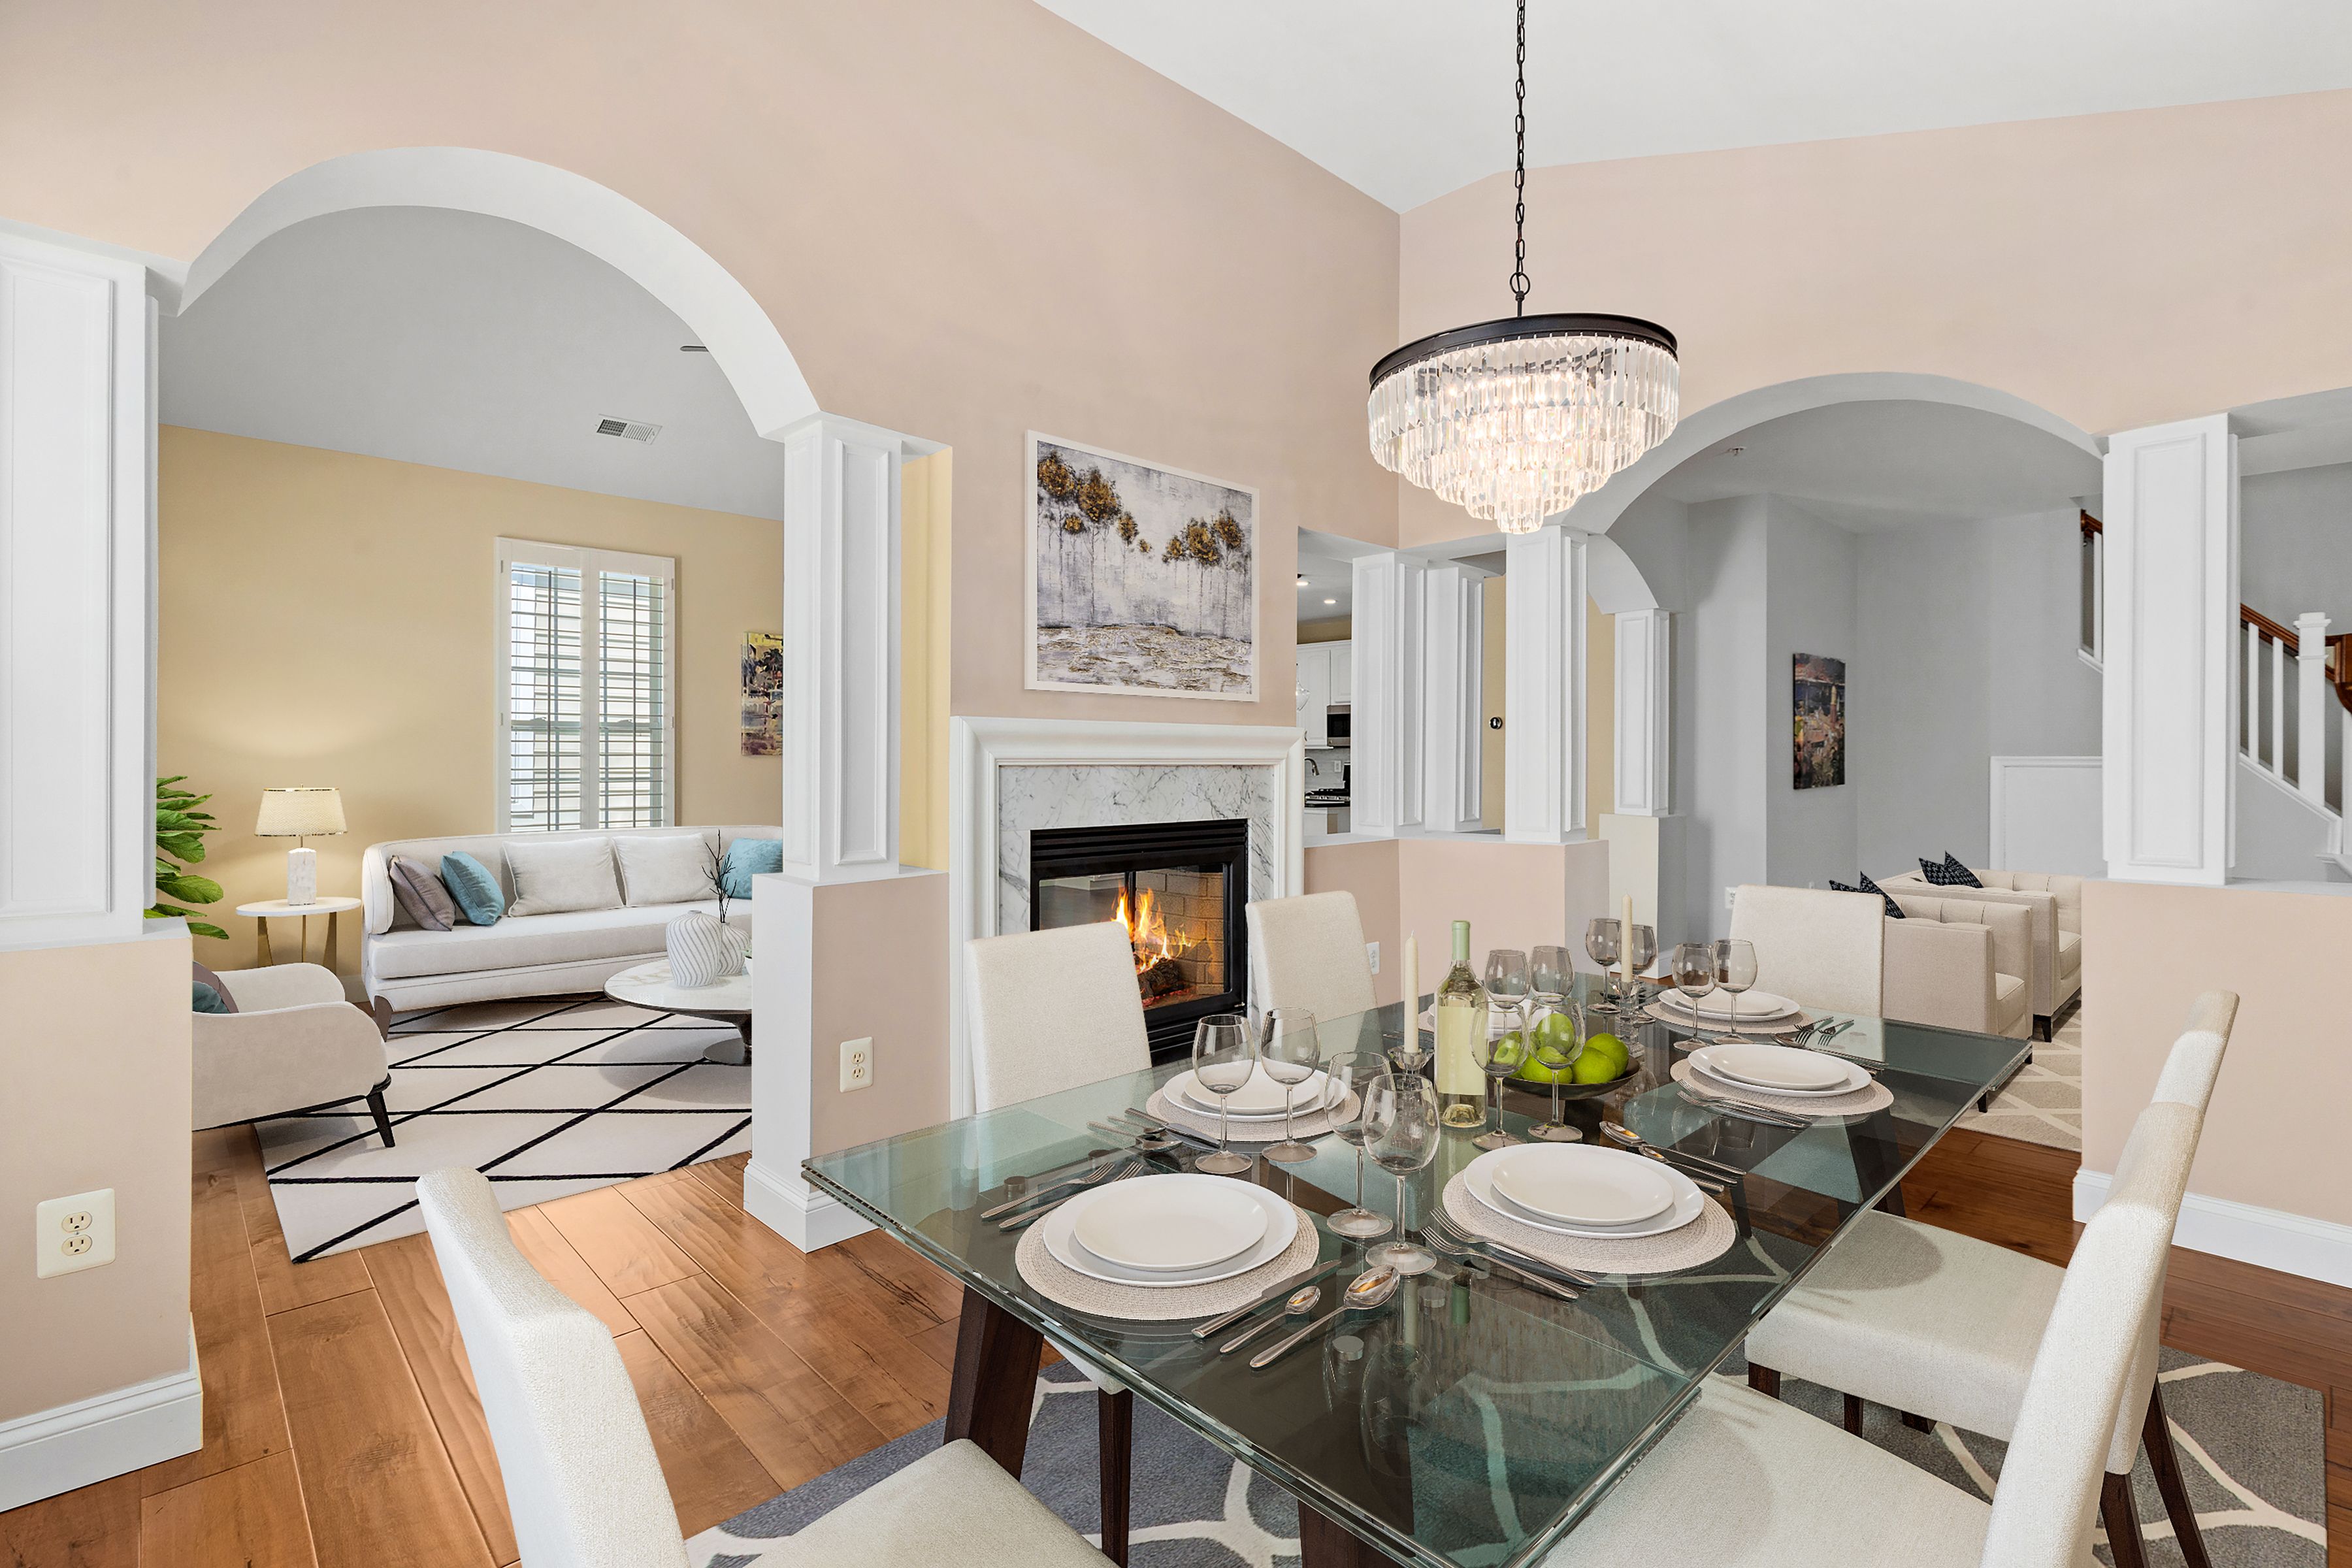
[1028,817,1250,1061]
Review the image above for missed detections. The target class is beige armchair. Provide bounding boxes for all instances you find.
[1879,868,2082,1036]
[1882,894,2033,1042]
[194,964,397,1147]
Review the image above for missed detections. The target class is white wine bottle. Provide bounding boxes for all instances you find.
[1433,919,1488,1128]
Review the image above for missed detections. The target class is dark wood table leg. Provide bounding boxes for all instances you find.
[1099,1388,1132,1565]
[944,1286,1043,1476]
[1298,1499,1397,1568]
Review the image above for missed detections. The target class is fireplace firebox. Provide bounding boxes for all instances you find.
[1028,817,1250,1061]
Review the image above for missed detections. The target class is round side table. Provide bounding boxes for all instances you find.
[605,958,753,1064]
[236,896,364,970]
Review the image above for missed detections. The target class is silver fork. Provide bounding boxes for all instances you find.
[991,1158,1144,1228]
[1425,1208,1602,1289]
[1420,1226,1583,1301]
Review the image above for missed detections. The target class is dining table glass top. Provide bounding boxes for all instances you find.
[802,977,2028,1568]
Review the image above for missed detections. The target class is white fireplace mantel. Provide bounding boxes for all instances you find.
[947,715,1307,1119]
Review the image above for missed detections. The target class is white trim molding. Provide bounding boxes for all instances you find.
[947,715,1307,1119]
[1989,755,2103,877]
[743,872,874,1252]
[1349,552,1425,837]
[2074,1168,2352,1289]
[1420,563,1484,834]
[1504,525,1588,843]
[1612,608,1673,817]
[0,1322,199,1511]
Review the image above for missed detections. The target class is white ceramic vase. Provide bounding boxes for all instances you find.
[666,910,747,987]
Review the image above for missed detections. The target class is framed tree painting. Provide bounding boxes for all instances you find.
[1792,652,1846,789]
[740,630,783,755]
[1026,433,1258,700]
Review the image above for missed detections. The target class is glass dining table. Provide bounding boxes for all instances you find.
[802,979,2029,1568]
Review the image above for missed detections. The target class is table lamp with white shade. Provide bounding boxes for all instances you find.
[255,787,346,905]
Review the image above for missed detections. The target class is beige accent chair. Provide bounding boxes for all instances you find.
[1879,868,2083,1037]
[1727,885,1884,1016]
[417,1168,1113,1568]
[1881,894,2033,1041]
[1247,891,1377,1023]
[1740,991,2236,1568]
[194,964,395,1147]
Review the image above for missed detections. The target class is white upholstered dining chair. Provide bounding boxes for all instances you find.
[1544,1029,2215,1567]
[1245,891,1377,1024]
[1741,990,2236,1568]
[962,919,1151,1563]
[417,1167,1112,1568]
[1727,884,1885,1016]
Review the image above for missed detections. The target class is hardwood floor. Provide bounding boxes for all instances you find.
[2,1124,2344,1565]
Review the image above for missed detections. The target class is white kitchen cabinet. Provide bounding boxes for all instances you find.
[1330,639,1353,704]
[1298,644,1330,746]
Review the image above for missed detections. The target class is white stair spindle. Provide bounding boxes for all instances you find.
[2242,620,2259,761]
[2298,613,2334,812]
[2272,630,2289,777]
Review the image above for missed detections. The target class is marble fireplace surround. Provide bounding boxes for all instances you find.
[947,716,1307,1119]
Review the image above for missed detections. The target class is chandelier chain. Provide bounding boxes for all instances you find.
[1510,0,1529,317]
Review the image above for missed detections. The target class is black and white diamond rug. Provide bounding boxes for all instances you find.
[253,995,752,1261]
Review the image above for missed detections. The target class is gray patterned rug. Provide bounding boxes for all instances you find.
[685,1348,2321,1567]
[1961,1005,2083,1151]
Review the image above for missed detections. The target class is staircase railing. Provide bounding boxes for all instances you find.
[2240,604,2349,818]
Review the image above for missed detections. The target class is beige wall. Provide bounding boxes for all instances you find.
[0,932,193,1425]
[1303,840,1403,1007]
[807,872,951,1158]
[1587,604,1614,827]
[159,427,781,970]
[1298,617,1352,646]
[2082,879,2352,1229]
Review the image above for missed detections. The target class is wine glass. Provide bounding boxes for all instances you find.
[1712,938,1759,1044]
[1324,1049,1395,1239]
[1584,918,1622,1013]
[1624,924,1658,1010]
[1190,1013,1258,1175]
[1472,1009,1531,1151]
[1364,1073,1442,1277]
[1260,1007,1322,1166]
[1526,999,1584,1144]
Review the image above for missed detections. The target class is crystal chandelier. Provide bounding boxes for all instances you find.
[1368,1,1679,534]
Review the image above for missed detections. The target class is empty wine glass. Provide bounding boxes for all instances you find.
[1624,924,1658,1009]
[1712,938,1760,1044]
[1260,1007,1322,1166]
[1364,1073,1442,1276]
[1471,1008,1531,1151]
[1191,1013,1257,1175]
[1324,1049,1394,1239]
[1585,918,1622,1013]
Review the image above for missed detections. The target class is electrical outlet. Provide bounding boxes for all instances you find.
[36,1188,114,1279]
[839,1037,874,1093]
[1725,887,1739,911]
[1365,941,1380,974]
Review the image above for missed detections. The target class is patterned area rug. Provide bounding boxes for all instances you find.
[687,1348,2322,1567]
[1959,1005,2083,1151]
[253,995,751,1260]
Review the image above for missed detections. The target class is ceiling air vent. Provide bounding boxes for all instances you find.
[596,417,662,444]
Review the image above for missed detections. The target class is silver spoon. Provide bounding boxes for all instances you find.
[1599,1120,1739,1188]
[1219,1283,1323,1354]
[1250,1267,1400,1369]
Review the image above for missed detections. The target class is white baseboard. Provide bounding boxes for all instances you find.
[742,1158,870,1253]
[0,1322,201,1511]
[2074,1169,2352,1288]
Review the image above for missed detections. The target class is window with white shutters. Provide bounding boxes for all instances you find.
[495,539,676,832]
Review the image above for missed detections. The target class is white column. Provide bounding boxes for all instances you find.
[0,232,155,949]
[2296,612,2332,811]
[1504,526,1588,843]
[1350,551,1425,837]
[1612,608,1673,817]
[1421,564,1483,834]
[778,413,903,883]
[2102,414,2237,886]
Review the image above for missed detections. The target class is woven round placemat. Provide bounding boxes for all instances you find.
[1145,1086,1361,1144]
[1441,1170,1738,1277]
[1670,1058,1893,1118]
[1641,1000,1812,1036]
[1013,1200,1324,1322]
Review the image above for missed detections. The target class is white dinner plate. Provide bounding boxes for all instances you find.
[1462,1149,1706,1239]
[1043,1177,1299,1288]
[1486,1144,1676,1226]
[1688,1049,1867,1099]
[1071,1173,1269,1272]
[1687,1043,1853,1092]
[1169,1066,1330,1120]
[1657,988,1801,1022]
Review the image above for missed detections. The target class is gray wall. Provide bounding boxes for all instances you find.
[1854,521,1989,875]
[1764,500,1860,892]
[2242,462,2352,632]
[1676,496,1769,941]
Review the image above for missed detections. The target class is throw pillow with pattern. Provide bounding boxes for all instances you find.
[1919,853,1983,888]
[1830,875,1904,919]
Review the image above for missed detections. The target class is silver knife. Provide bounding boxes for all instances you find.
[1676,1086,1808,1129]
[1122,1106,1214,1147]
[1192,1259,1344,1339]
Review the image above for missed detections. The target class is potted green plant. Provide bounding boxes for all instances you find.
[149,776,228,940]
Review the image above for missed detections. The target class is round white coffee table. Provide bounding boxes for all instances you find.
[237,896,365,969]
[605,958,753,1064]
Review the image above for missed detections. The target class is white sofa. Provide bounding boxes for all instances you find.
[1882,893,2033,1042]
[196,963,397,1144]
[361,825,774,1012]
[1879,867,2082,1036]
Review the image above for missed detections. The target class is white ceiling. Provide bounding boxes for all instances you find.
[1652,400,2102,530]
[163,206,788,520]
[1037,0,2352,212]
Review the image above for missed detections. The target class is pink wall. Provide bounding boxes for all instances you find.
[0,0,1401,728]
[2082,879,2352,1230]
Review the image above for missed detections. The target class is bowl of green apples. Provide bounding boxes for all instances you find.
[1512,1011,1640,1097]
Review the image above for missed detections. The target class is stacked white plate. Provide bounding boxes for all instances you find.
[1165,1064,1333,1122]
[1686,1042,1870,1098]
[1040,1173,1299,1288]
[1656,987,1803,1025]
[1460,1143,1708,1240]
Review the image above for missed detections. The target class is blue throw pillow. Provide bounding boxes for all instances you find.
[441,851,506,926]
[721,837,783,899]
[192,981,229,1014]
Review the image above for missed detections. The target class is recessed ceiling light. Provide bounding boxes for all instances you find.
[1297,575,1309,587]
[1323,598,1337,606]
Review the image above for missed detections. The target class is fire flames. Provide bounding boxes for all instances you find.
[1115,887,1194,972]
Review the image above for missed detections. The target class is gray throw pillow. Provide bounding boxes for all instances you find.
[191,959,239,1014]
[388,855,457,932]
[614,831,719,907]
[504,836,625,917]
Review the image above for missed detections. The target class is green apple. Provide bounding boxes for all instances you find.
[1582,1030,1630,1072]
[1570,1049,1624,1085]
[1513,1013,1582,1083]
